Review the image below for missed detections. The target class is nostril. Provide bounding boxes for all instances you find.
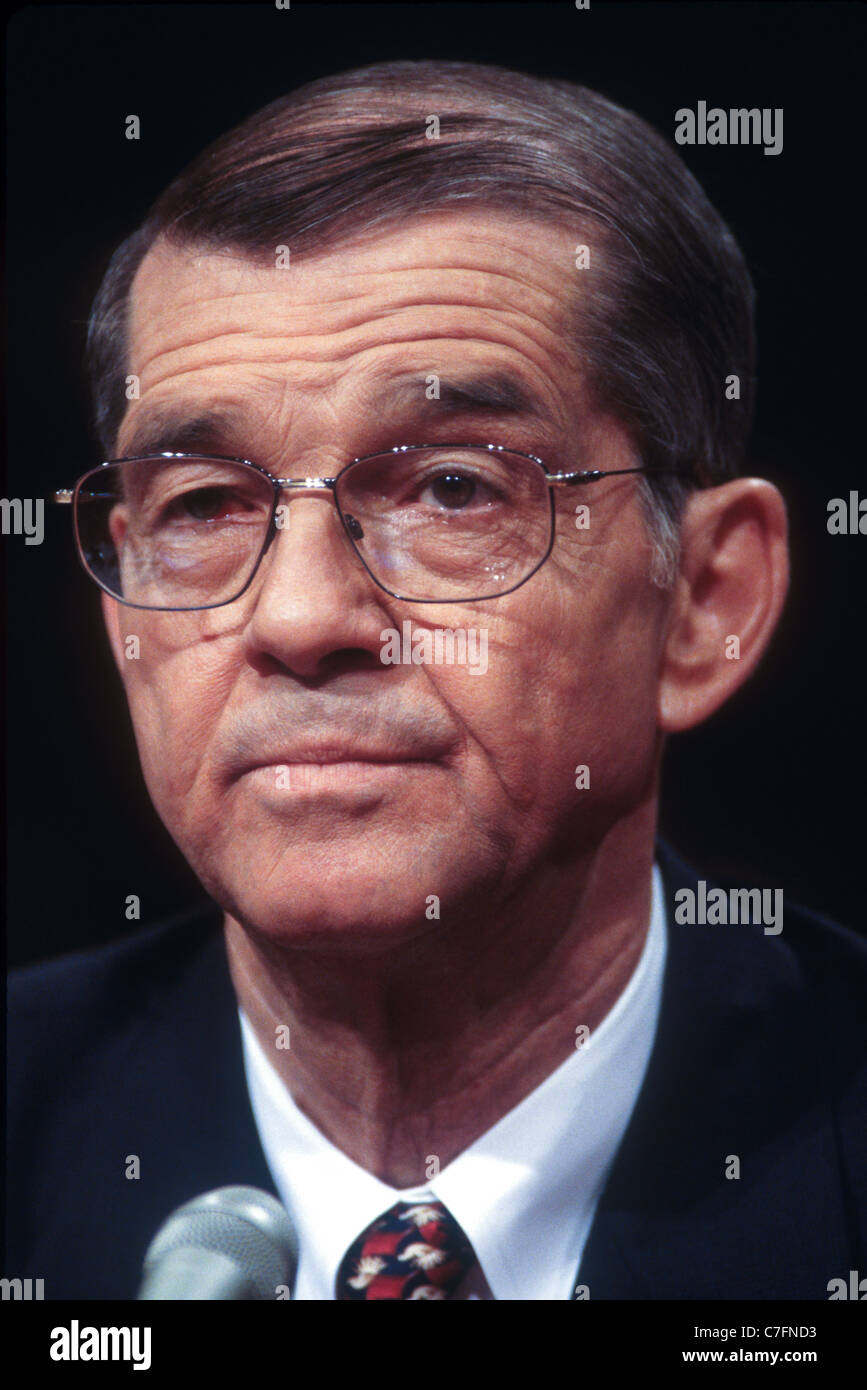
[344,514,364,541]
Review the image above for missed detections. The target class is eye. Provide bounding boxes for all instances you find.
[165,486,259,523]
[178,487,238,520]
[425,472,478,509]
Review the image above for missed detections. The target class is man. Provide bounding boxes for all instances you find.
[7,59,866,1300]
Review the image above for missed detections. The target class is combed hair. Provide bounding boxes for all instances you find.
[87,60,756,586]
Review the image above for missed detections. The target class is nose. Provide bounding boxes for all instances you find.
[241,487,389,680]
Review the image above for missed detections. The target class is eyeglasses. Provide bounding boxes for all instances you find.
[53,445,694,610]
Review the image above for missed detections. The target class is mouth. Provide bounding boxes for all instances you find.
[239,752,441,797]
[243,745,439,771]
[219,708,458,792]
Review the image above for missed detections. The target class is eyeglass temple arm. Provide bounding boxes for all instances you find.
[50,479,339,503]
[546,467,695,487]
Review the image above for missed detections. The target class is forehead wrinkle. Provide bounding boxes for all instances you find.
[128,217,586,406]
[120,344,583,468]
[117,372,301,457]
[131,295,568,371]
[130,248,575,372]
[126,239,589,456]
[132,258,563,320]
[143,231,573,309]
[129,254,580,406]
[130,323,580,432]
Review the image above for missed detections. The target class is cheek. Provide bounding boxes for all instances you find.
[119,621,238,807]
[438,567,663,810]
[415,606,602,806]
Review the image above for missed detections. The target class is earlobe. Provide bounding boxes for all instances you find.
[657,478,789,732]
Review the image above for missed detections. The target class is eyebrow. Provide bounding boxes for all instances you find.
[383,370,547,422]
[116,369,549,461]
[118,409,242,460]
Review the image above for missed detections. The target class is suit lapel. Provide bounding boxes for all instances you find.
[107,914,281,1298]
[140,913,281,1201]
[574,844,848,1299]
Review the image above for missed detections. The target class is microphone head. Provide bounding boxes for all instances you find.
[140,1186,298,1299]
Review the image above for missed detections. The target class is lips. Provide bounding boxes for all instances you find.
[215,697,459,784]
[243,746,436,771]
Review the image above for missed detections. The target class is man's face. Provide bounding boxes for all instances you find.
[106,213,671,952]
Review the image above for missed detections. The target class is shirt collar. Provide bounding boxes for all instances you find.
[239,863,667,1300]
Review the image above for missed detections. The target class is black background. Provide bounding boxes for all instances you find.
[5,1,865,966]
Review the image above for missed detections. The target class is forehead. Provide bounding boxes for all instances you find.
[120,212,595,460]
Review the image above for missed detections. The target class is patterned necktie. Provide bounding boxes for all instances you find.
[336,1199,477,1300]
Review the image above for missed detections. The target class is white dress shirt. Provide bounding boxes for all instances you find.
[239,864,667,1300]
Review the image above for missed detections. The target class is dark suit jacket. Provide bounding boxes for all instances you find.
[5,844,866,1299]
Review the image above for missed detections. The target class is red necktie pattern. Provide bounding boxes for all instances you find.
[335,1200,477,1300]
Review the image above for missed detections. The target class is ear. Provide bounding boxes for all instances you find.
[101,592,128,679]
[657,478,789,732]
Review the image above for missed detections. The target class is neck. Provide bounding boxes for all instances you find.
[225,806,657,1188]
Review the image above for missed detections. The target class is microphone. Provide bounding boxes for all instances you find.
[137,1186,299,1300]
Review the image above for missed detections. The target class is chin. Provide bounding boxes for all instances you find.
[205,859,448,956]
